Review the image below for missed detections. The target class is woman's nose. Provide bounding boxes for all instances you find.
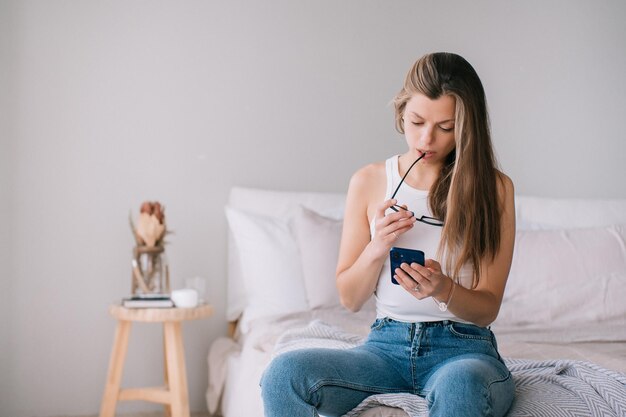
[419,126,435,145]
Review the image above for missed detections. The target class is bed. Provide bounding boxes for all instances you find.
[207,186,626,416]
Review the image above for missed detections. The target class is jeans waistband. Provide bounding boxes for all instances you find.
[381,318,488,330]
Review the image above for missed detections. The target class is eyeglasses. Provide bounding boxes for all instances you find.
[389,154,444,227]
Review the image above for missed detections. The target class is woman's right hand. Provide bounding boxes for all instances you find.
[370,199,416,259]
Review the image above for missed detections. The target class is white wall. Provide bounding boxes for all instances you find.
[3,1,626,416]
[1,0,15,410]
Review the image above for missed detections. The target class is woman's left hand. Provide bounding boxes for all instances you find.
[394,259,452,300]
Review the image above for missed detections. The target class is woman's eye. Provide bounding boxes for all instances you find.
[440,126,454,132]
[411,121,424,126]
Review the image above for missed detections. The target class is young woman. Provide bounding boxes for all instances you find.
[261,52,516,417]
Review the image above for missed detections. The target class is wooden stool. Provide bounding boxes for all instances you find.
[99,304,213,417]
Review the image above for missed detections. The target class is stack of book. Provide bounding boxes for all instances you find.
[122,293,174,308]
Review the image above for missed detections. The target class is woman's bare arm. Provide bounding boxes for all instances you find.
[336,163,416,311]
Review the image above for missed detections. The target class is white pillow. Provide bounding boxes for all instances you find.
[225,207,309,333]
[515,196,626,230]
[496,224,626,328]
[291,206,343,309]
[226,187,346,321]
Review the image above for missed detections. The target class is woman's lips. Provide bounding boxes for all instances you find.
[419,150,435,158]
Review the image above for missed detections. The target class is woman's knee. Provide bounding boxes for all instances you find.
[261,350,318,400]
[425,356,514,417]
[262,352,297,388]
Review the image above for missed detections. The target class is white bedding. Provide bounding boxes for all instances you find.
[207,306,626,416]
[207,306,376,416]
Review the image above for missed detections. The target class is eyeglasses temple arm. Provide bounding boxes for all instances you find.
[390,153,426,200]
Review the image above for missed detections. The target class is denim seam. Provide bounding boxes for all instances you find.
[483,372,512,417]
[486,370,512,390]
[410,323,418,391]
[410,343,418,392]
[306,378,404,403]
[448,325,492,341]
[481,384,492,417]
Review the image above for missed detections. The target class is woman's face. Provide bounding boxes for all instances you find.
[402,93,456,165]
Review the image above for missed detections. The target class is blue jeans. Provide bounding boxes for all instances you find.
[261,319,515,417]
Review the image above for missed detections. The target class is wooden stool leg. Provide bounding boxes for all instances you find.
[164,321,190,417]
[163,328,172,417]
[99,320,132,417]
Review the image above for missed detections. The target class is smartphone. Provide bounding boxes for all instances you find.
[389,247,425,285]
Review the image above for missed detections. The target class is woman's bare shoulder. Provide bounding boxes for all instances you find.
[349,161,386,190]
[495,171,515,218]
[495,171,514,200]
[346,161,387,219]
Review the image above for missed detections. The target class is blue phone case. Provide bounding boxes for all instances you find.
[390,247,425,285]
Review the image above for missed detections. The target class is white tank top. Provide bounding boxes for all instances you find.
[371,155,473,323]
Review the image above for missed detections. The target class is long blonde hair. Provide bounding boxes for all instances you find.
[393,52,501,288]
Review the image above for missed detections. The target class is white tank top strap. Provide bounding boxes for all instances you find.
[385,156,396,200]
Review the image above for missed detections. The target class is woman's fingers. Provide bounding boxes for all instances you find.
[424,259,441,270]
[393,264,427,299]
[375,199,398,220]
[394,259,453,301]
[374,199,416,245]
[394,259,448,299]
[411,259,440,278]
[380,217,414,237]
[376,200,414,223]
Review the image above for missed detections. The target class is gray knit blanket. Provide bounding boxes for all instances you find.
[273,320,626,417]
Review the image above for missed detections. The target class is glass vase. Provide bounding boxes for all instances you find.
[131,245,170,296]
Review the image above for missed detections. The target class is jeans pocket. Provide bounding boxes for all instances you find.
[447,322,493,341]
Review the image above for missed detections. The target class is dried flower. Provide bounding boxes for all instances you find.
[131,201,167,247]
